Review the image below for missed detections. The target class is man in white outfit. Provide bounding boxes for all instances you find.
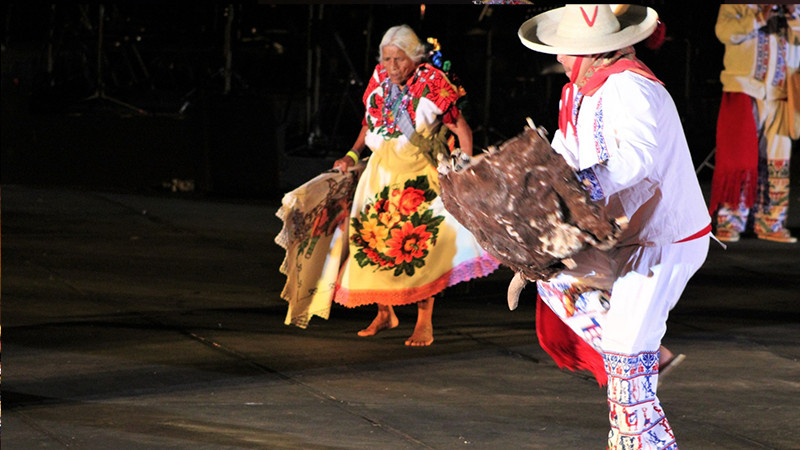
[518,5,712,449]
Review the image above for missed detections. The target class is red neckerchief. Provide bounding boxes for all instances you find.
[559,48,662,138]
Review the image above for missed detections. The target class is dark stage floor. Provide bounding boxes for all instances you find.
[2,184,799,449]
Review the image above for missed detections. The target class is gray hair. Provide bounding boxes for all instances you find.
[378,25,426,64]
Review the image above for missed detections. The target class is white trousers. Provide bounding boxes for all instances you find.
[538,236,710,449]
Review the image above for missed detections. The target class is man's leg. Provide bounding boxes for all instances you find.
[603,238,708,450]
[754,99,795,242]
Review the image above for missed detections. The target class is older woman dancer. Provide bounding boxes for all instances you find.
[331,25,498,346]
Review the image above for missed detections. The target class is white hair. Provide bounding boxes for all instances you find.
[378,25,425,64]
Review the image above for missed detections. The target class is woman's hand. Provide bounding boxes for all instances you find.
[333,155,355,172]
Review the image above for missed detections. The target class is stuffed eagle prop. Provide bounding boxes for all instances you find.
[437,120,627,309]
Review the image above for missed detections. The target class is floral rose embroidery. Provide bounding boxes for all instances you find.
[311,208,329,237]
[327,198,351,235]
[385,222,431,265]
[365,64,459,139]
[359,217,389,253]
[351,175,444,276]
[396,187,426,216]
[296,176,357,260]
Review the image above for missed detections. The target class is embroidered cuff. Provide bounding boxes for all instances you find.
[576,167,605,201]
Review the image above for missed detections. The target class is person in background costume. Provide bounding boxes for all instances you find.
[518,5,712,448]
[710,4,800,243]
[331,25,499,346]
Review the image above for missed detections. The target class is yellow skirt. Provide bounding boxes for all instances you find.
[333,139,498,308]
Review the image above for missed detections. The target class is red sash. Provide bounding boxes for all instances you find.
[708,92,759,214]
[675,223,712,243]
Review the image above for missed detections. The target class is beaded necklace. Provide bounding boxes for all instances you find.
[380,70,414,134]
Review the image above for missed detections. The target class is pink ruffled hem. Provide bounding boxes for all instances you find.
[333,253,500,308]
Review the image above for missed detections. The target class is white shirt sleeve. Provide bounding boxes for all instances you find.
[588,73,658,199]
[550,126,579,169]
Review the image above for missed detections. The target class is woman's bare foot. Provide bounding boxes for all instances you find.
[357,306,398,337]
[405,324,434,346]
[405,297,435,346]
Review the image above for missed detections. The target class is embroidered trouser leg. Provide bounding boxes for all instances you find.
[539,238,709,449]
[753,98,793,234]
[717,98,792,233]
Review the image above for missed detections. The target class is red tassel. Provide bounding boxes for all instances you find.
[644,20,666,50]
[708,92,759,214]
[536,294,607,386]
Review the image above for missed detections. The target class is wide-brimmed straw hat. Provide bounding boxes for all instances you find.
[518,4,658,55]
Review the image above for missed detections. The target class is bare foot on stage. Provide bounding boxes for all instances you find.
[405,297,435,346]
[357,306,399,336]
[405,324,434,346]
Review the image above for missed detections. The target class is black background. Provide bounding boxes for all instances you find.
[2,2,726,198]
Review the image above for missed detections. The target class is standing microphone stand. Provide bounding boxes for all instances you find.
[82,4,147,114]
[209,5,247,95]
